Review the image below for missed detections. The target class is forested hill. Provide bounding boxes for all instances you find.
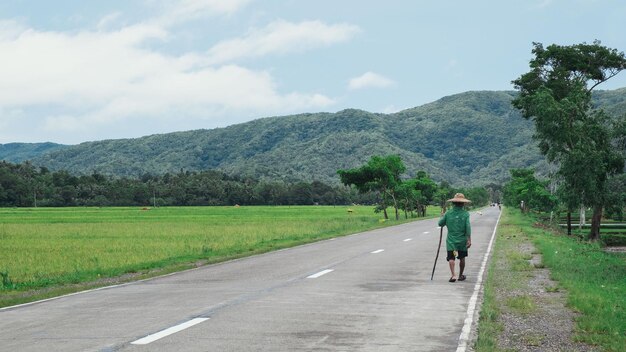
[18,89,626,186]
[0,142,66,163]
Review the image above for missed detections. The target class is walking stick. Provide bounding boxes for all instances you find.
[431,226,443,280]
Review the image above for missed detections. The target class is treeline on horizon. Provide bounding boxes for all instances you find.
[0,161,366,207]
[0,160,493,210]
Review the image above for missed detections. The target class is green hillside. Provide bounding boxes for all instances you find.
[592,87,626,117]
[22,89,625,186]
[0,142,67,164]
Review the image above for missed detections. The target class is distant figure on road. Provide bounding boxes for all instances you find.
[438,193,472,282]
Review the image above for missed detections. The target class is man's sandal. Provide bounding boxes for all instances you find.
[458,275,466,281]
[449,277,457,282]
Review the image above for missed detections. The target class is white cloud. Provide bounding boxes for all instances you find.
[206,20,360,65]
[42,65,334,129]
[178,0,252,15]
[0,0,368,143]
[381,105,403,114]
[152,0,253,26]
[0,23,170,106]
[348,72,396,90]
[0,17,339,143]
[97,12,123,30]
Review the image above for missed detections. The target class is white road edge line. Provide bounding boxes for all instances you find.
[307,269,334,279]
[131,317,209,345]
[370,249,384,254]
[456,210,502,352]
[403,238,412,242]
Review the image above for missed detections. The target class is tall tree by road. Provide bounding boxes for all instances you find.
[512,41,626,240]
[337,155,406,220]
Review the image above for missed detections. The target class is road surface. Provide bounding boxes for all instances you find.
[1,207,500,351]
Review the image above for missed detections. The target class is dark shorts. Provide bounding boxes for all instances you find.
[447,250,468,261]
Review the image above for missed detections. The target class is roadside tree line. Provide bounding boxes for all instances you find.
[0,161,375,207]
[503,168,625,231]
[337,155,490,220]
[507,40,626,240]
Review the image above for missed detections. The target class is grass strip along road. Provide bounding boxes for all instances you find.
[475,208,626,352]
[0,205,440,307]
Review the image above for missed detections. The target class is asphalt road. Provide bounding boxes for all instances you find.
[1,206,500,351]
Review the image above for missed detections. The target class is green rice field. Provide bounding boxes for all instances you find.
[0,205,439,307]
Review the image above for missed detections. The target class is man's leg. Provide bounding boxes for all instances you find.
[459,257,465,277]
[448,259,456,280]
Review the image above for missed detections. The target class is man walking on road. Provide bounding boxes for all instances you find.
[438,193,472,282]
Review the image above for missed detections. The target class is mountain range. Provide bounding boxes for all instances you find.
[3,88,626,186]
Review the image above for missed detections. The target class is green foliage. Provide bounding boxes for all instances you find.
[0,160,367,207]
[0,143,66,163]
[512,41,626,239]
[512,42,626,165]
[0,271,13,289]
[338,155,406,219]
[503,168,557,212]
[601,233,626,246]
[605,174,626,220]
[433,181,455,212]
[339,155,491,219]
[505,295,537,314]
[459,186,491,207]
[395,180,421,218]
[413,170,437,202]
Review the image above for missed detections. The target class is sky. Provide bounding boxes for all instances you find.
[1,0,626,145]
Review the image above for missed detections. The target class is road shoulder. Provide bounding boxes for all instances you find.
[473,209,597,352]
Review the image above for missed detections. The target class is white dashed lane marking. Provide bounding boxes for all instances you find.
[307,269,334,279]
[131,318,209,345]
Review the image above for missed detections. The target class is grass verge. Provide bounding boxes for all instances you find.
[530,227,626,350]
[474,207,533,351]
[475,207,626,352]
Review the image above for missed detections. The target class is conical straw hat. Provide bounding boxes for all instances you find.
[447,193,471,203]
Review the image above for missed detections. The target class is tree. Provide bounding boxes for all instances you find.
[461,187,490,207]
[512,41,626,240]
[289,182,313,205]
[434,189,448,214]
[605,174,626,221]
[503,169,557,213]
[396,180,420,219]
[434,181,454,214]
[484,183,503,204]
[413,171,437,216]
[337,155,406,220]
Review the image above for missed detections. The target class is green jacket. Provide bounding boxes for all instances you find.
[438,205,471,251]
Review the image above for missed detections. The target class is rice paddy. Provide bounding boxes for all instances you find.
[0,205,439,307]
